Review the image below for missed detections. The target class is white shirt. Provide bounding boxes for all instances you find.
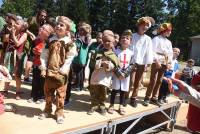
[130,33,153,65]
[152,35,173,64]
[112,48,134,91]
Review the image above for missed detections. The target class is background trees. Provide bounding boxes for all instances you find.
[0,0,200,60]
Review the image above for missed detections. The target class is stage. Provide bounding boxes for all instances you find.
[0,81,182,134]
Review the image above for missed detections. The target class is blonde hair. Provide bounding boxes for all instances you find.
[78,22,92,34]
[43,24,54,35]
[57,16,72,31]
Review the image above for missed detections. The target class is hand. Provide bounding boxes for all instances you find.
[41,70,46,77]
[155,61,161,69]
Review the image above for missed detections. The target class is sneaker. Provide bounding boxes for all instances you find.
[158,99,164,105]
[163,99,168,103]
[130,98,137,108]
[24,77,32,84]
[119,105,126,115]
[100,107,106,116]
[38,112,50,120]
[57,116,64,124]
[36,99,45,104]
[151,99,162,107]
[107,105,114,114]
[87,108,95,115]
[143,98,150,106]
[27,98,34,103]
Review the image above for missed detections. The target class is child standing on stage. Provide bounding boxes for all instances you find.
[143,23,173,107]
[28,24,54,103]
[129,16,154,107]
[39,16,77,124]
[108,30,133,115]
[88,30,119,115]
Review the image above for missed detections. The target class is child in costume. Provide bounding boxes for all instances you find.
[129,16,154,107]
[88,30,119,115]
[158,48,180,103]
[28,24,54,104]
[180,59,196,85]
[144,23,173,106]
[39,16,77,124]
[108,30,133,115]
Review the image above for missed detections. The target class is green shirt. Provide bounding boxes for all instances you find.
[73,39,89,66]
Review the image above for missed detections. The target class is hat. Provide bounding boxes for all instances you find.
[158,23,172,33]
[136,16,155,29]
[121,29,132,37]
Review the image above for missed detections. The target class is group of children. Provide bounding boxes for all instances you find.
[0,11,198,124]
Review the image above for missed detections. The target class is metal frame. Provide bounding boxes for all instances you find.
[63,101,181,134]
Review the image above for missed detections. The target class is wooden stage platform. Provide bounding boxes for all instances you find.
[0,82,182,134]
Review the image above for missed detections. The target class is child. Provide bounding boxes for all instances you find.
[180,59,196,85]
[72,22,92,91]
[3,17,28,100]
[144,23,173,106]
[158,48,180,103]
[129,16,154,107]
[88,30,119,115]
[39,16,77,124]
[108,30,133,115]
[28,24,54,103]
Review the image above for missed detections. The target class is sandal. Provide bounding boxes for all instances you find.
[119,105,126,115]
[107,105,114,114]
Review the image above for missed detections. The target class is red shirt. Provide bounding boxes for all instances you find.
[33,38,45,66]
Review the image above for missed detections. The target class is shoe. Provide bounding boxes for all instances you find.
[27,98,34,103]
[119,105,126,115]
[36,99,45,104]
[158,99,164,104]
[57,116,64,124]
[107,105,114,114]
[38,112,50,120]
[15,93,21,100]
[130,98,137,108]
[163,99,168,103]
[143,98,150,106]
[151,99,162,107]
[87,108,95,115]
[99,106,106,116]
[24,77,32,84]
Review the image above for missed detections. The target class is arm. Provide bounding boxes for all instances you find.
[39,48,49,71]
[11,30,27,47]
[145,38,154,65]
[59,43,78,75]
[26,30,36,41]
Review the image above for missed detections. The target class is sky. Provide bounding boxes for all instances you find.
[0,0,2,7]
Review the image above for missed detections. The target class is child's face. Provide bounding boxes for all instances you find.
[162,30,172,37]
[38,25,51,41]
[120,36,131,49]
[138,24,148,34]
[188,62,194,67]
[79,28,88,36]
[55,21,69,37]
[102,35,114,50]
[14,20,23,31]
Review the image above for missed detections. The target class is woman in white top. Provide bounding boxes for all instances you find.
[129,16,154,107]
[144,23,173,106]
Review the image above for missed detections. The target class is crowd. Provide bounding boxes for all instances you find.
[0,9,199,132]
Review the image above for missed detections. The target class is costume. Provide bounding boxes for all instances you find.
[145,35,173,100]
[40,35,77,117]
[111,48,133,106]
[130,33,153,98]
[89,49,119,109]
